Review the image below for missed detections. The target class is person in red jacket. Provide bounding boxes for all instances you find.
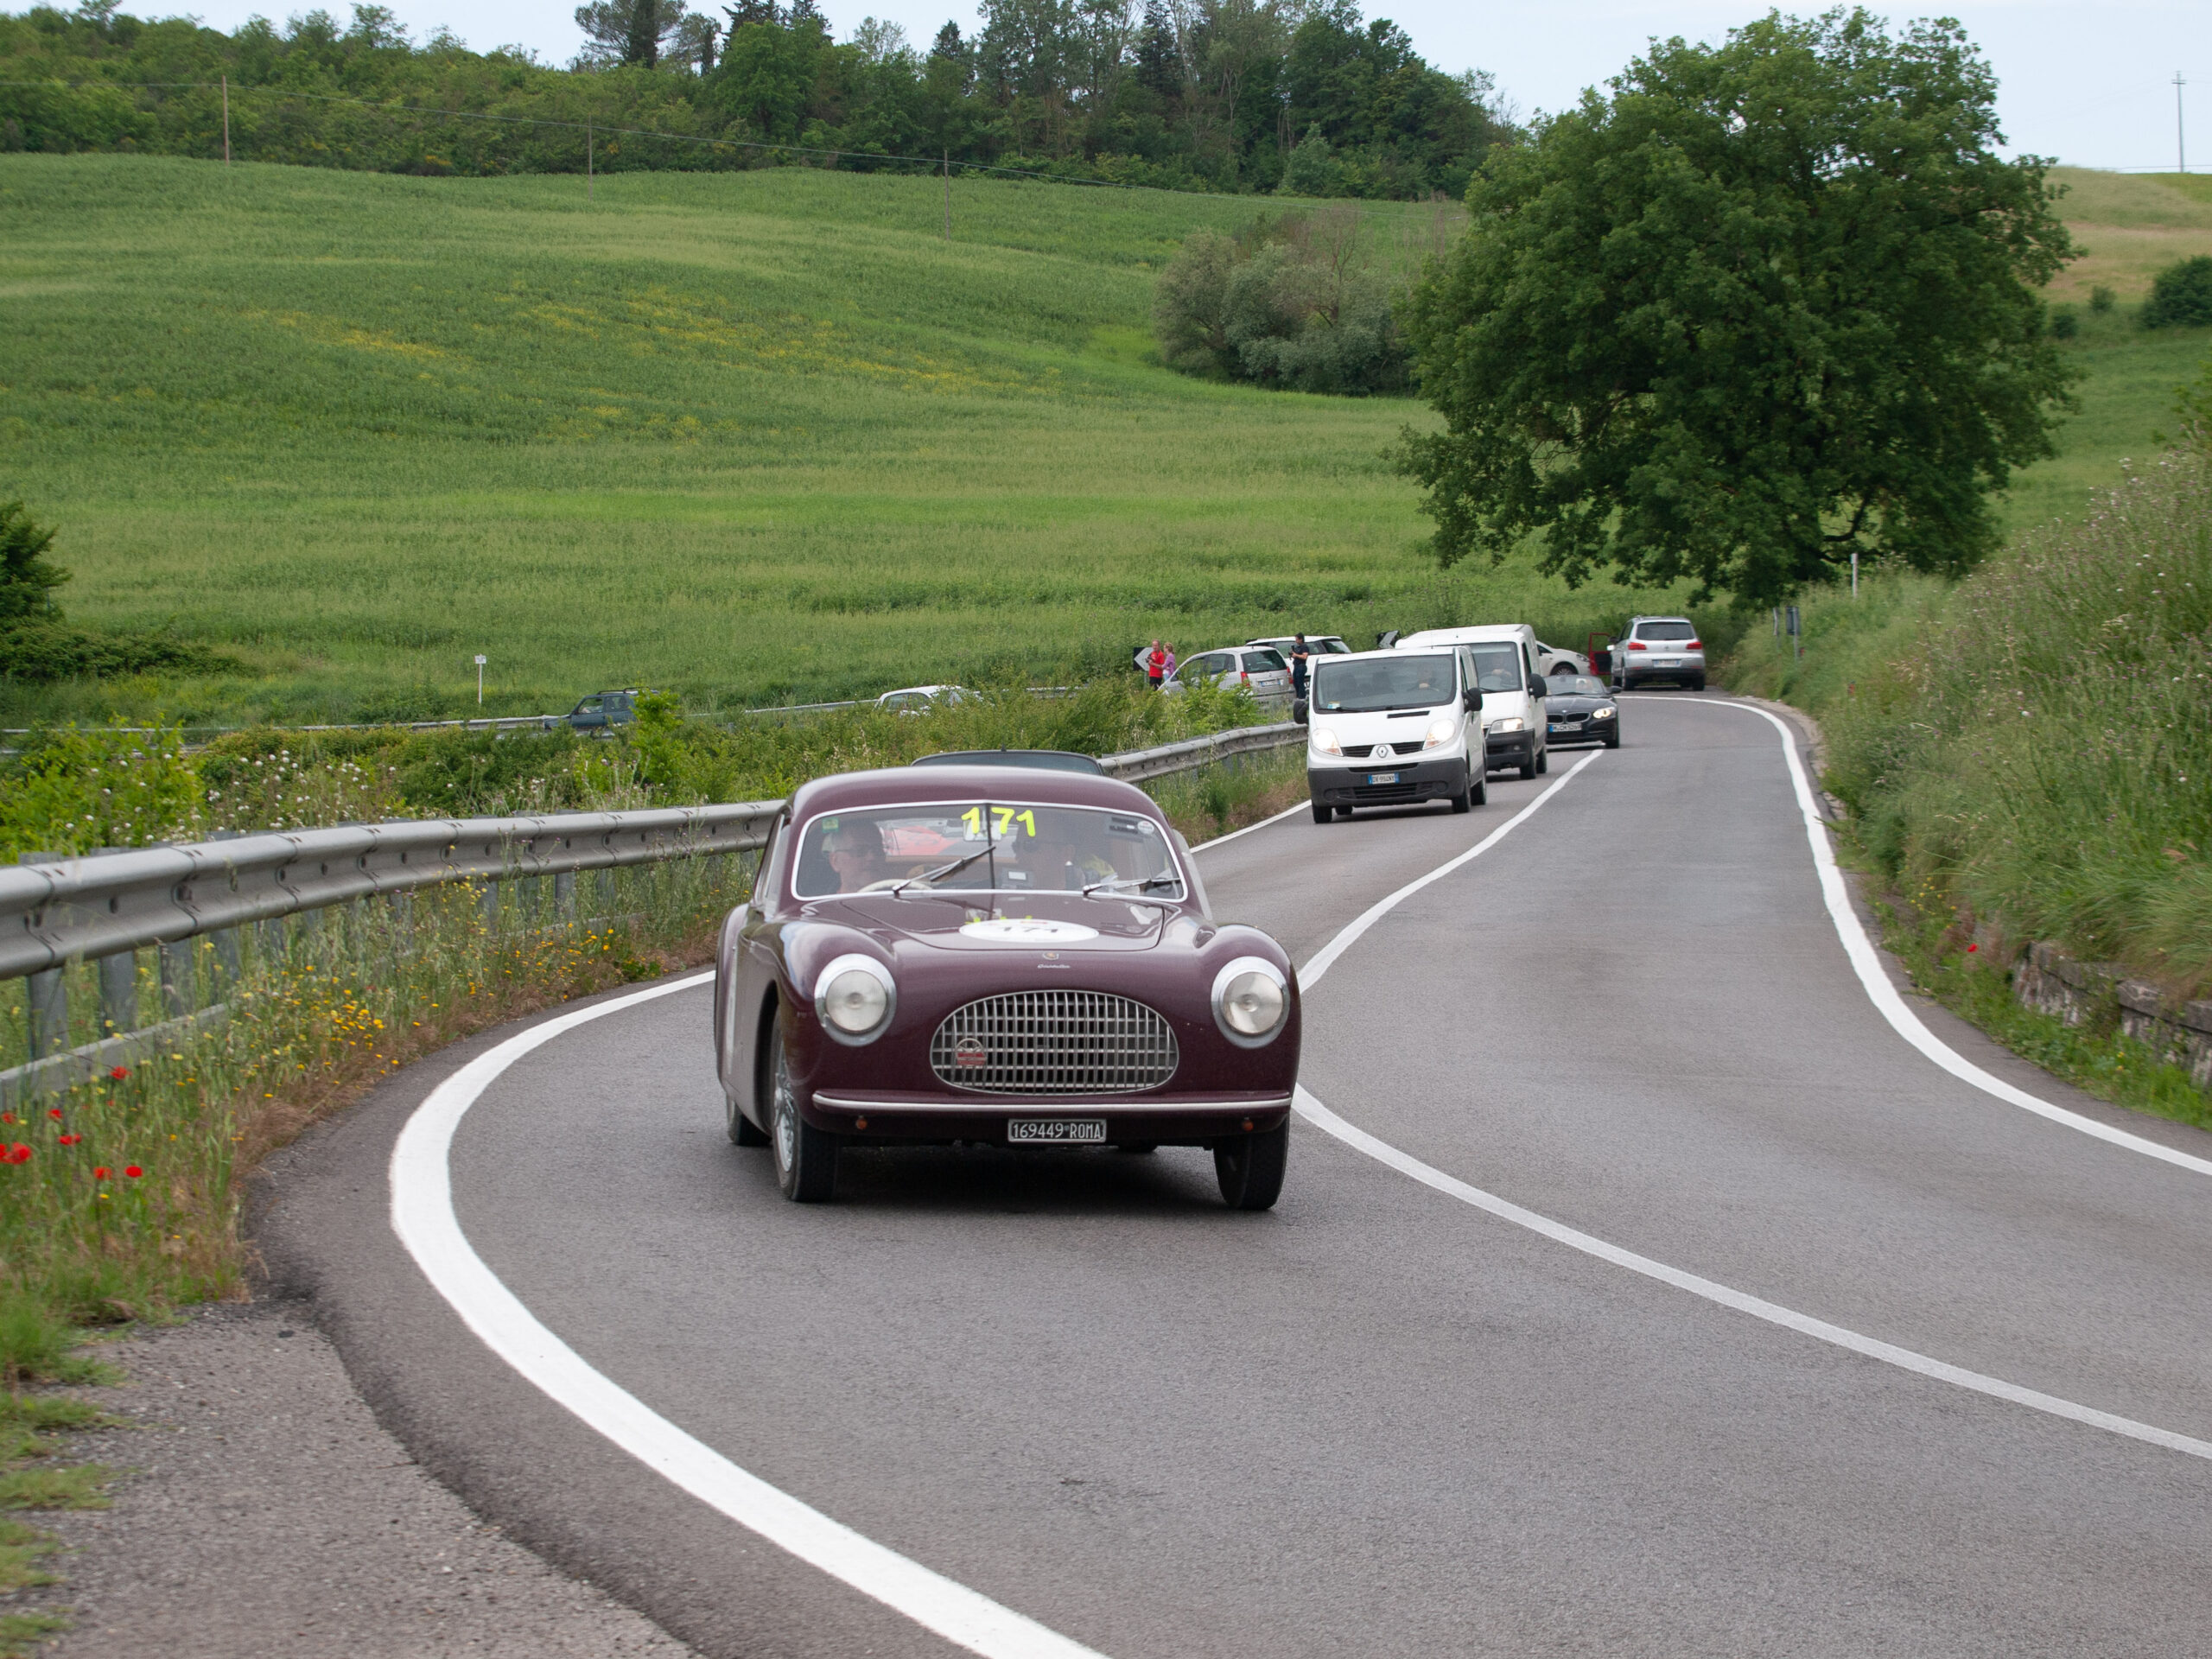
[1145,639,1167,690]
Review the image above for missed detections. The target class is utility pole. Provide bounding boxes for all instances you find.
[221,73,230,165]
[943,149,950,241]
[1852,549,1859,599]
[2179,73,2189,175]
[588,121,594,200]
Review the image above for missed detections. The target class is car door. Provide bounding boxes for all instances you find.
[729,810,790,1124]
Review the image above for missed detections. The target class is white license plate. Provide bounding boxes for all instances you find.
[1548,723,1574,734]
[1007,1119,1107,1144]
[1367,771,1400,785]
[1655,658,1681,666]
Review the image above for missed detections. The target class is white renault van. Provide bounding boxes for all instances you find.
[1395,624,1550,780]
[1296,647,1486,823]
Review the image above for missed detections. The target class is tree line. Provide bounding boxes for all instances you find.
[0,0,1514,195]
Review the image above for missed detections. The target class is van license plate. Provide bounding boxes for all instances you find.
[1367,772,1400,785]
[1007,1119,1106,1143]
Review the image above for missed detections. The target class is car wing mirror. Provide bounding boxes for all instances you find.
[1463,688,1481,711]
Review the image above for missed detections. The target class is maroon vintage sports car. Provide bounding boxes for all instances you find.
[712,763,1300,1207]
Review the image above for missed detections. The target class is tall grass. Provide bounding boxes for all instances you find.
[1729,452,2212,994]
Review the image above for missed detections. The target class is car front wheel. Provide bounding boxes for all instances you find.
[769,1024,838,1203]
[1450,766,1472,813]
[1310,797,1332,824]
[1215,1122,1288,1210]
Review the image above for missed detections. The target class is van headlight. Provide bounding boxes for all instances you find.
[1486,715,1526,734]
[1311,726,1342,757]
[814,954,896,1045]
[1211,957,1289,1047]
[1423,718,1457,749]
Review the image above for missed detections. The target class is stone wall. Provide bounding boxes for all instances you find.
[2013,941,2212,1091]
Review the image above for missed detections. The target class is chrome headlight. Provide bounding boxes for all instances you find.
[1592,706,1617,720]
[1311,726,1342,757]
[1211,956,1289,1047]
[1486,715,1527,734]
[813,953,896,1045]
[1422,717,1457,749]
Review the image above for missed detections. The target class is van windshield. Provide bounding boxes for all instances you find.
[1312,654,1459,713]
[1466,645,1525,694]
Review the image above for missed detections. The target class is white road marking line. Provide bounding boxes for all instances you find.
[390,976,1109,1659]
[1679,696,2212,1181]
[1185,796,1310,851]
[1297,752,1605,990]
[1292,1084,2212,1464]
[1238,720,2212,1465]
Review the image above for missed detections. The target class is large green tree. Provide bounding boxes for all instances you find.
[1398,9,2076,604]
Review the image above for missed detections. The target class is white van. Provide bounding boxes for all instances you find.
[1394,624,1550,779]
[1296,647,1487,823]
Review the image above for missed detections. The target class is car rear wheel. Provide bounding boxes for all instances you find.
[1690,675,1707,692]
[769,1025,837,1203]
[1215,1122,1288,1210]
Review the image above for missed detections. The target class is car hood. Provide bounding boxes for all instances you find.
[830,891,1175,952]
[1548,694,1616,714]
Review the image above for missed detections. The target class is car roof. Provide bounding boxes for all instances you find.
[1627,614,1693,624]
[1247,633,1345,644]
[793,765,1156,819]
[878,683,957,696]
[909,749,1106,775]
[1396,624,1533,645]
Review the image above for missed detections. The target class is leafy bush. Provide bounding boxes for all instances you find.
[2049,305,2078,339]
[1153,207,1412,395]
[2142,255,2212,329]
[2089,284,2115,314]
[0,724,204,860]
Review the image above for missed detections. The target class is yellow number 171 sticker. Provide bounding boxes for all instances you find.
[961,805,1036,838]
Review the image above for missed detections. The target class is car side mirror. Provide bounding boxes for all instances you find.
[1462,689,1481,712]
[1529,681,1545,698]
[1292,699,1309,726]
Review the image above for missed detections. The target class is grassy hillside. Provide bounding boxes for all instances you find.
[0,156,1538,723]
[0,155,2205,723]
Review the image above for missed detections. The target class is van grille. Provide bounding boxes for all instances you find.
[930,991,1178,1096]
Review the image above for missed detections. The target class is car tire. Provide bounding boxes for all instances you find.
[1310,797,1332,824]
[1518,754,1537,780]
[1450,769,1472,813]
[1215,1122,1288,1210]
[768,1024,837,1203]
[1690,675,1707,692]
[1471,771,1488,806]
[1536,747,1549,776]
[726,1083,769,1147]
[1604,728,1622,749]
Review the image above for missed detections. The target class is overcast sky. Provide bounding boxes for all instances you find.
[176,0,2211,174]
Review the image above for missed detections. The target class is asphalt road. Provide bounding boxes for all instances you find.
[261,694,2212,1658]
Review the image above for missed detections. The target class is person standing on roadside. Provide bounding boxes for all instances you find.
[1288,633,1311,701]
[1162,642,1178,683]
[1145,639,1167,690]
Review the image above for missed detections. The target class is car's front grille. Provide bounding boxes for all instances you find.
[930,991,1179,1096]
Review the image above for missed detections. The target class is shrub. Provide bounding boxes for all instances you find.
[2089,284,2115,314]
[2049,305,2078,340]
[1151,230,1237,375]
[2141,256,2212,329]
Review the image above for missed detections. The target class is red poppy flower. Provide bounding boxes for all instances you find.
[58,1134,80,1147]
[124,1166,143,1179]
[1966,944,1979,953]
[48,1108,63,1120]
[0,1113,13,1124]
[7,1145,32,1165]
[92,1166,111,1179]
[110,1065,130,1081]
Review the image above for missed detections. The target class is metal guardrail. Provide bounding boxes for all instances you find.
[0,722,1304,1103]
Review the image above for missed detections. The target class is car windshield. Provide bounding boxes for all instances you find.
[793,802,1184,899]
[1466,645,1525,694]
[1554,675,1608,696]
[1637,621,1696,641]
[1312,654,1459,713]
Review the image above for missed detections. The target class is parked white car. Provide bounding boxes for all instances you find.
[1533,639,1590,677]
[1299,647,1485,821]
[876,684,975,714]
[1164,645,1294,706]
[1393,624,1551,779]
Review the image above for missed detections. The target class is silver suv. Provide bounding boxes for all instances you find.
[1612,616,1706,691]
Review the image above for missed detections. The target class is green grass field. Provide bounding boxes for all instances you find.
[0,155,2206,723]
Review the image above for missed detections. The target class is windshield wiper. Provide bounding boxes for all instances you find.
[1082,874,1183,906]
[893,843,995,895]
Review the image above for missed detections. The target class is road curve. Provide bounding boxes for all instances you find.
[258,694,2212,1658]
